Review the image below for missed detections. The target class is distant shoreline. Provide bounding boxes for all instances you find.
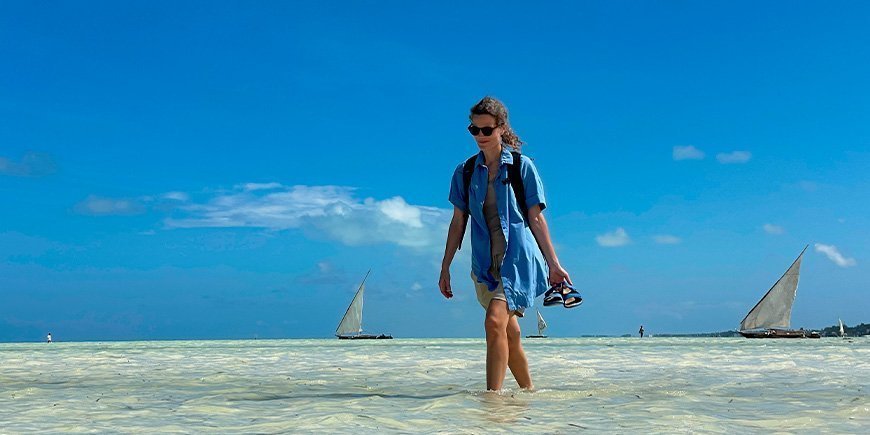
[2,323,867,344]
[643,322,870,338]
[2,333,867,344]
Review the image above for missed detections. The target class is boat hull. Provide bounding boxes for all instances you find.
[525,335,547,338]
[337,334,393,340]
[739,329,820,339]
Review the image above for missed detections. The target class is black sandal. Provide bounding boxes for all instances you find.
[543,283,565,307]
[560,284,583,309]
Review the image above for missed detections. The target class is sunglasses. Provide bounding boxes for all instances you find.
[467,125,498,136]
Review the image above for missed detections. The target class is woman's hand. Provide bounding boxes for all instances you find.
[528,207,571,287]
[439,269,453,299]
[439,207,466,300]
[548,263,572,287]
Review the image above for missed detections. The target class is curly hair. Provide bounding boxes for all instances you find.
[469,96,524,150]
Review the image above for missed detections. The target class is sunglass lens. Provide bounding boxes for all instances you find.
[468,125,497,136]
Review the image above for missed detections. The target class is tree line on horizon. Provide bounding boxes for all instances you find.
[630,322,869,337]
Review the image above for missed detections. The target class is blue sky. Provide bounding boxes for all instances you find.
[1,1,868,341]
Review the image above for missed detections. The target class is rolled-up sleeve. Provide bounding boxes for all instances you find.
[521,156,546,212]
[448,163,468,212]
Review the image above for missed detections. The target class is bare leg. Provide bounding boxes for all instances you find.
[506,316,533,389]
[484,299,511,391]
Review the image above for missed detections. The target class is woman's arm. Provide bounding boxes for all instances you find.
[527,205,572,285]
[439,206,467,299]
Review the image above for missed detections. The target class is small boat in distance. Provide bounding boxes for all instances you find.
[738,246,820,339]
[838,319,855,341]
[335,270,392,340]
[526,309,548,338]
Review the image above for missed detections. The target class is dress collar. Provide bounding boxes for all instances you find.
[474,146,513,167]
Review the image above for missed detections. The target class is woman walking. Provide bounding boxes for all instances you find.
[439,96,579,391]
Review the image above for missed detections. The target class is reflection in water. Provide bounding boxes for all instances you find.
[478,389,531,425]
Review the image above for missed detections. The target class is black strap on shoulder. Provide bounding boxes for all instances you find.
[462,155,477,208]
[508,151,528,221]
[458,155,477,251]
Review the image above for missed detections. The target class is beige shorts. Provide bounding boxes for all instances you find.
[471,271,525,317]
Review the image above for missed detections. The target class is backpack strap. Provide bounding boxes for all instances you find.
[462,155,477,207]
[508,151,528,222]
[458,155,477,250]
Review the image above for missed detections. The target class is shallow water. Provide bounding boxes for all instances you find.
[1,337,868,433]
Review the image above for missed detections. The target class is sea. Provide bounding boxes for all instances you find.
[1,337,867,433]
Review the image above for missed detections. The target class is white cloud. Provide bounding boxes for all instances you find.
[673,145,705,161]
[653,234,681,245]
[763,224,784,235]
[814,243,856,268]
[74,195,145,216]
[163,191,189,201]
[377,197,423,228]
[716,151,752,164]
[596,228,630,247]
[165,184,450,249]
[0,152,57,177]
[410,282,423,291]
[239,182,284,191]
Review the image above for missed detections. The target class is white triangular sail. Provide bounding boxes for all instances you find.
[536,309,548,336]
[839,318,845,337]
[740,246,807,331]
[335,271,370,337]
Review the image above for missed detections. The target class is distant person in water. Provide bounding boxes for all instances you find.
[639,325,644,338]
[46,332,52,343]
[439,96,576,391]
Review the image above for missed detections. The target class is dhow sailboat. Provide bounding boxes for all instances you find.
[526,309,548,338]
[738,246,820,339]
[335,270,392,340]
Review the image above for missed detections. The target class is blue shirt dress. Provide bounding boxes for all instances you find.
[448,147,550,312]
